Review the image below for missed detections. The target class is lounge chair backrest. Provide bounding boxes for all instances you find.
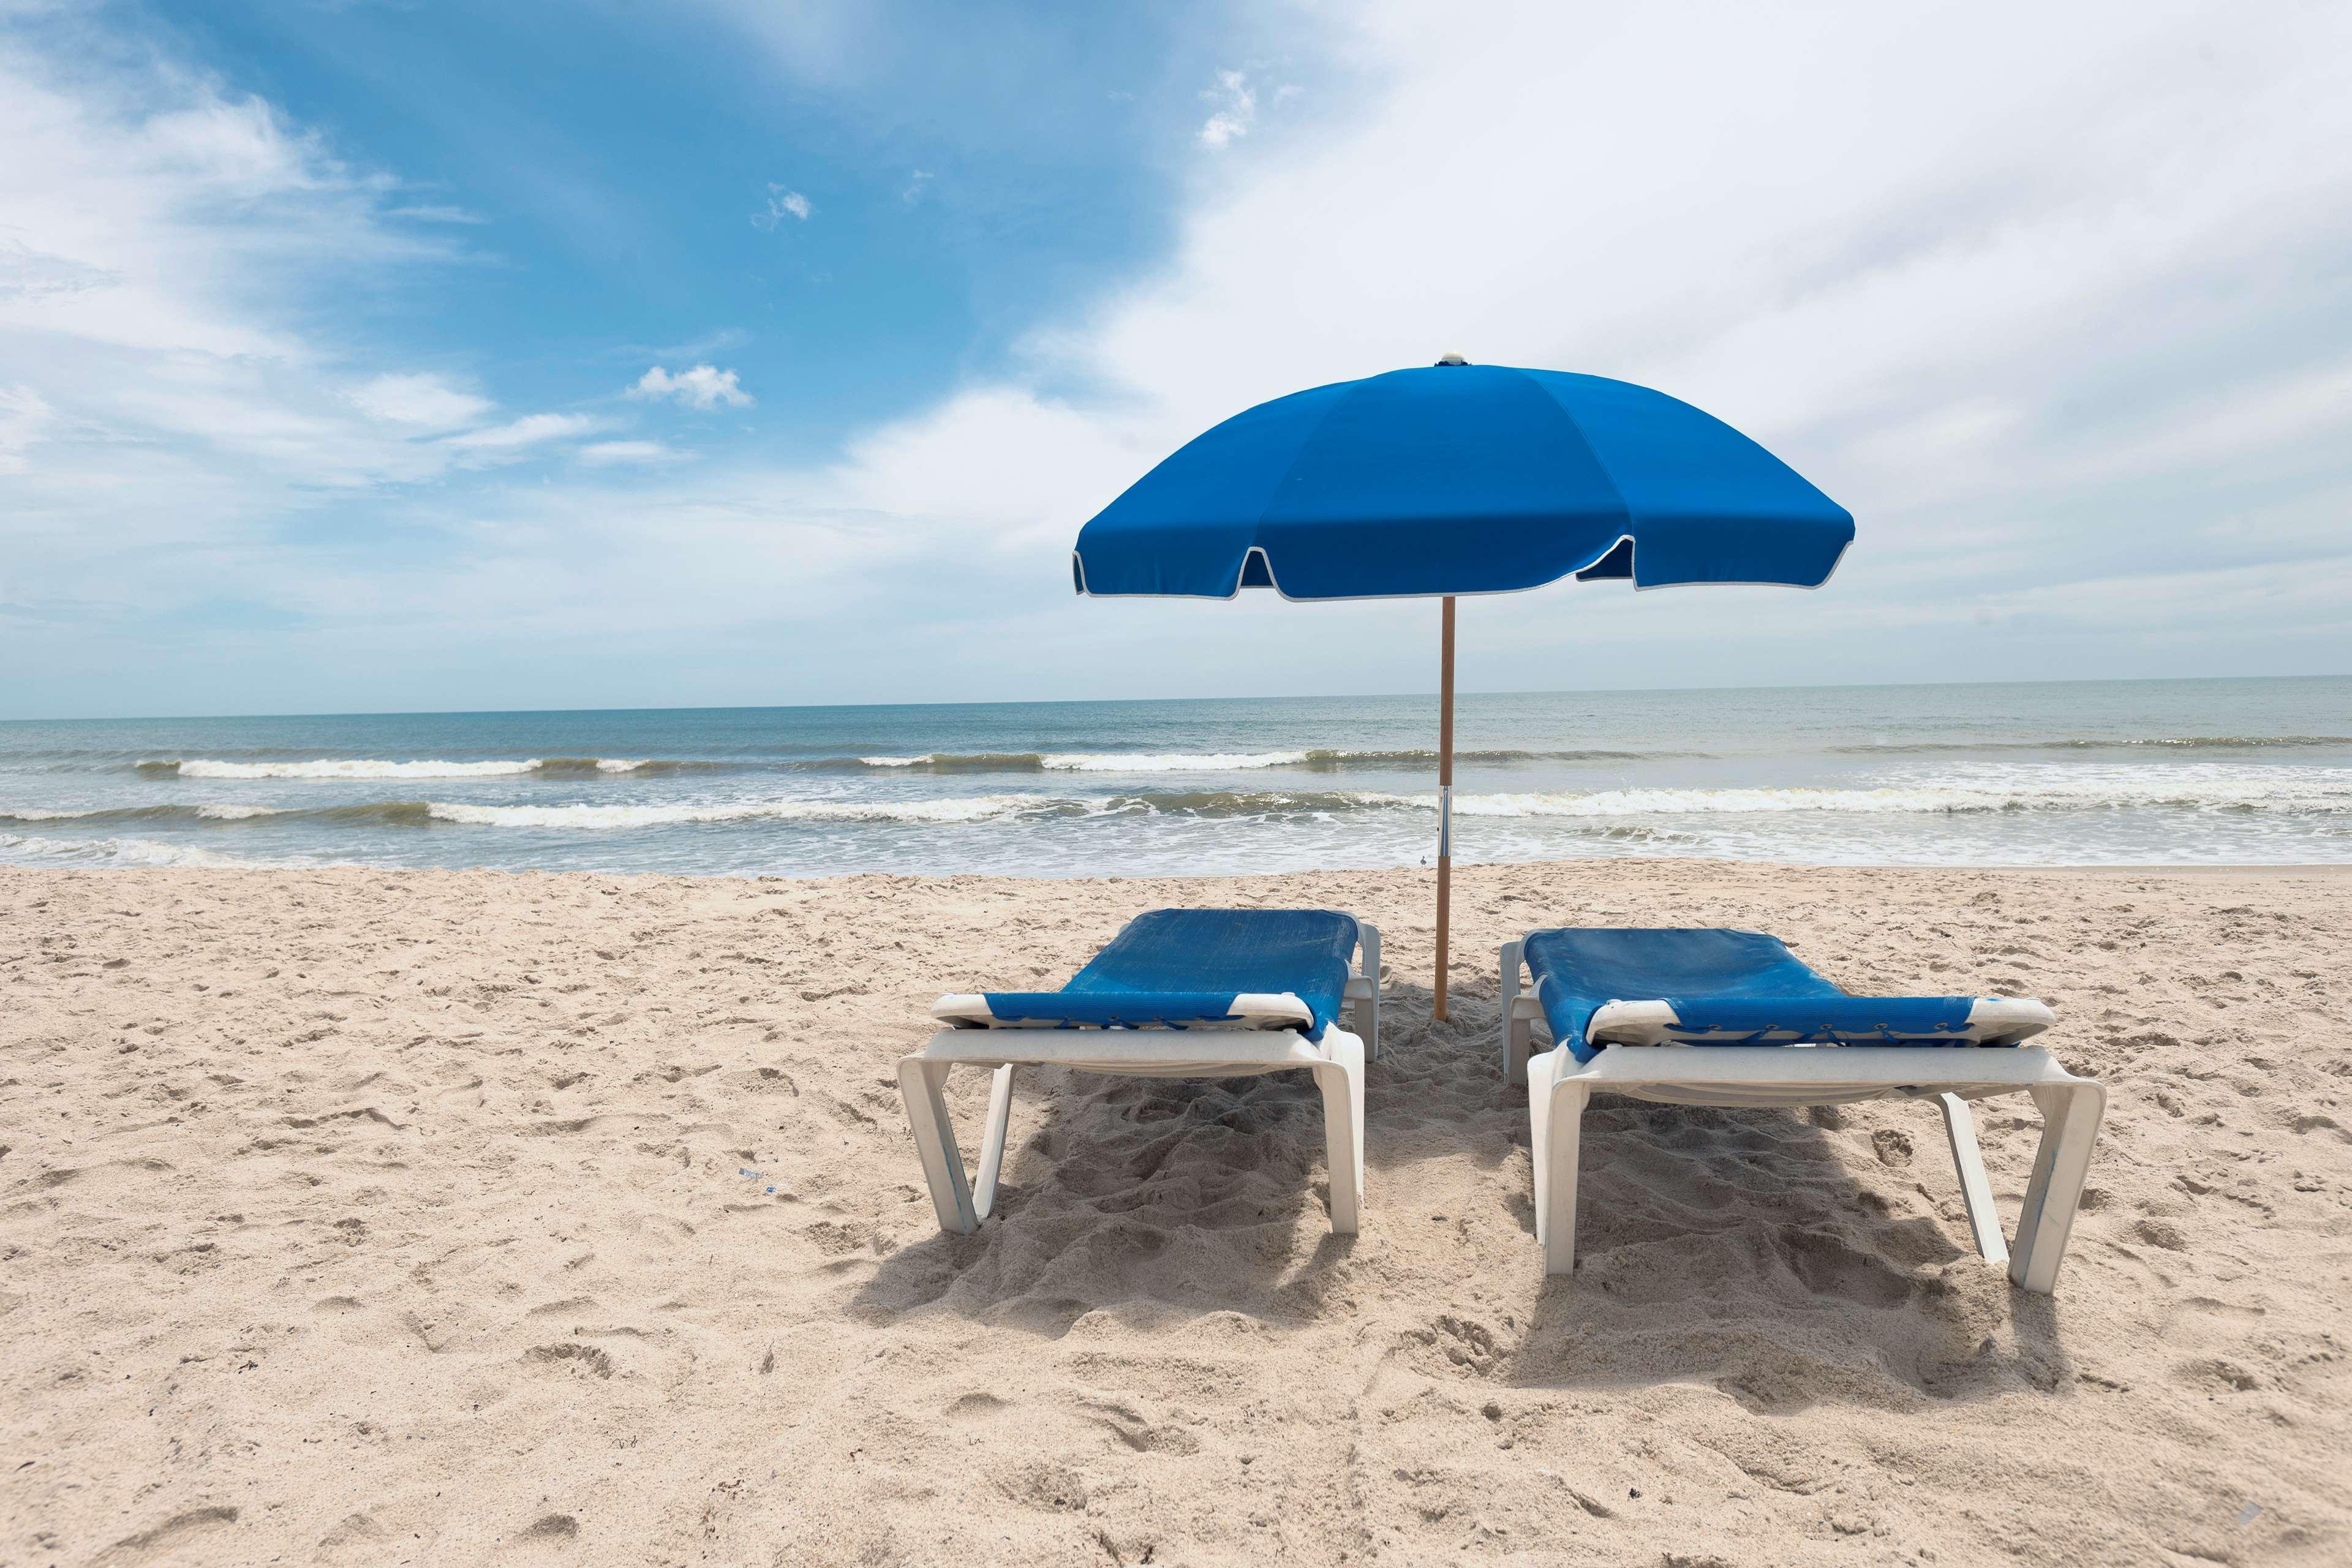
[1522,928,2048,1061]
[932,992,1314,1032]
[967,908,1360,1041]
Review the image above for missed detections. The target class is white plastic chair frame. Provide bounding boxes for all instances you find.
[899,924,1380,1237]
[1499,938,2106,1293]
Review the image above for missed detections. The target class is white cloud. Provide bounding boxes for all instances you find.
[0,15,500,534]
[816,2,2352,685]
[578,439,693,466]
[441,412,599,453]
[1197,69,1254,149]
[0,383,53,475]
[752,183,812,228]
[0,27,466,362]
[386,203,486,224]
[9,1,2352,717]
[346,372,493,430]
[629,364,754,410]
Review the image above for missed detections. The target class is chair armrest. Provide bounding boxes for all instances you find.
[1586,1000,1682,1046]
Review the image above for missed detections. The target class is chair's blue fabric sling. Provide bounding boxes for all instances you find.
[1522,928,1986,1063]
[982,908,1359,1041]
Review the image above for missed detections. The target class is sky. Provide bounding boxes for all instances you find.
[2,0,2350,721]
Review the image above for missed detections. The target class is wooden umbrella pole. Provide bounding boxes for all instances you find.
[1434,595,1456,1021]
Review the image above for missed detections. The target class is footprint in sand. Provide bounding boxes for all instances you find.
[314,1512,388,1564]
[502,1513,581,1558]
[91,1505,239,1567]
[524,1342,614,1379]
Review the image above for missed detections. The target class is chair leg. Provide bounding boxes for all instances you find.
[1499,940,1529,1087]
[1529,1050,1590,1275]
[1935,1092,2009,1267]
[971,1064,1016,1222]
[1357,924,1382,1062]
[1311,1033,1366,1235]
[2009,1077,2106,1294]
[897,1056,978,1234]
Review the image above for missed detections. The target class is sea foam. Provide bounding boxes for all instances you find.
[853,750,1313,772]
[1040,751,1311,772]
[0,831,255,867]
[424,796,1041,829]
[140,756,680,780]
[1445,772,2352,816]
[854,747,1680,772]
[160,758,545,780]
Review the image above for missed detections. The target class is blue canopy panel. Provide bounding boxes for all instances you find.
[984,907,1359,1041]
[1073,365,1852,600]
[1522,927,1988,1063]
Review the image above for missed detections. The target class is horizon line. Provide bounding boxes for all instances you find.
[4,669,2346,728]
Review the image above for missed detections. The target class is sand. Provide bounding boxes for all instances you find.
[2,860,2348,1566]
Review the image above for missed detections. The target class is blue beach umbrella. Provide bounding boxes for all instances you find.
[1073,358,1853,1020]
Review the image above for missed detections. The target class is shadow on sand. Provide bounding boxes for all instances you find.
[853,974,2081,1409]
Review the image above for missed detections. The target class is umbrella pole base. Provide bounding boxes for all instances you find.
[1434,851,1452,1021]
[1434,597,1456,1022]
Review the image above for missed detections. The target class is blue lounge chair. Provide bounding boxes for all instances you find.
[1499,928,2105,1292]
[904,909,1381,1235]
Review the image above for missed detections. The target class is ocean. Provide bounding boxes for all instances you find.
[2,676,2347,876]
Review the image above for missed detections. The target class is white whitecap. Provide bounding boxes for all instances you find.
[176,758,543,780]
[1441,771,2352,818]
[424,796,1038,829]
[1039,751,1310,772]
[0,832,254,868]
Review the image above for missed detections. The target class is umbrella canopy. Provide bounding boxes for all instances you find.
[1075,363,1852,599]
[1072,359,1852,1019]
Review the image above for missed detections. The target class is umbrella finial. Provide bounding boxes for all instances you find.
[1434,352,1469,366]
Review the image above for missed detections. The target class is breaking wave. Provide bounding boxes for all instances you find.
[858,750,1313,772]
[1295,747,1679,766]
[130,755,743,780]
[0,831,258,868]
[1099,777,2352,818]
[856,752,1057,772]
[147,757,547,780]
[10,769,2350,837]
[1833,736,2352,755]
[115,745,1712,782]
[534,756,655,774]
[852,746,1684,772]
[421,796,1054,829]
[1045,750,1313,772]
[1446,776,2352,816]
[1090,790,1416,818]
